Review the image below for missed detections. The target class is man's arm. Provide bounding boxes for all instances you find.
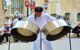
[46,13,56,21]
[26,15,33,22]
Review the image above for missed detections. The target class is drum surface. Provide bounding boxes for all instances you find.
[11,21,39,42]
[44,19,71,41]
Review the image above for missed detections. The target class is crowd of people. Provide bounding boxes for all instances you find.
[72,23,80,37]
[0,15,23,44]
[0,7,80,50]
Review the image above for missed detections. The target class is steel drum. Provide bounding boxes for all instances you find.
[11,21,39,42]
[43,19,71,41]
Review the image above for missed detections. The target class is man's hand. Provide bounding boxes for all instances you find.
[37,27,44,33]
[4,30,9,32]
[37,28,40,33]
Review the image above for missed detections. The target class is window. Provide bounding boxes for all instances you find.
[51,14,57,17]
[77,13,80,21]
[64,13,70,20]
[76,0,80,6]
[2,0,7,10]
[45,0,48,2]
[64,13,71,25]
[11,0,23,14]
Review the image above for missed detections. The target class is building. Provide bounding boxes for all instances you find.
[0,0,5,27]
[35,0,80,27]
[0,0,80,27]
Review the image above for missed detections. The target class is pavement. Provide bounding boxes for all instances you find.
[0,38,80,50]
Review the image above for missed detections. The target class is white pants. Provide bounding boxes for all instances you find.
[32,32,53,50]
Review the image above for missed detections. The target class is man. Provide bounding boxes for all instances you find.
[0,23,11,42]
[11,16,18,28]
[27,7,56,50]
[72,23,80,37]
[4,17,12,27]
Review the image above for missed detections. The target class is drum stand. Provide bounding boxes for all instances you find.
[8,36,11,50]
[40,32,42,50]
[7,32,72,50]
[68,30,72,50]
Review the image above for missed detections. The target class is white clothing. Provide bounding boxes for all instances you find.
[4,19,12,27]
[0,26,11,35]
[13,18,18,26]
[27,13,56,50]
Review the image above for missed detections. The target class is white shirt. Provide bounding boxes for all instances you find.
[27,13,56,30]
[4,19,12,27]
[13,18,18,26]
[27,13,55,50]
[0,26,11,35]
[27,13,56,38]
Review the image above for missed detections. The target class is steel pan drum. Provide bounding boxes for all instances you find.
[44,19,71,41]
[11,21,39,42]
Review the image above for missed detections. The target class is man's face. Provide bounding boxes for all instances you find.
[5,18,9,20]
[4,24,8,27]
[35,12,42,17]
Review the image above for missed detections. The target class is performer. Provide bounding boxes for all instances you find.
[72,23,80,37]
[27,7,56,50]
